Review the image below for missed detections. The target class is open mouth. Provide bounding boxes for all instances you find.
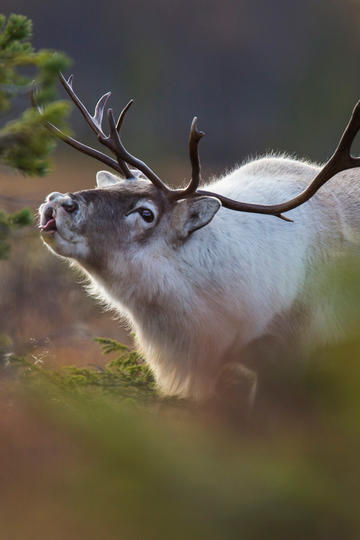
[40,217,57,232]
[40,207,57,233]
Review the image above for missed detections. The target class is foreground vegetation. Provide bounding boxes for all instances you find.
[8,337,157,404]
[2,321,360,540]
[1,253,360,540]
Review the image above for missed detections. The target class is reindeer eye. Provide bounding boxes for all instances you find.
[138,207,154,223]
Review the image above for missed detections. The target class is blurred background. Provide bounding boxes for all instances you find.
[3,0,360,169]
[2,1,360,538]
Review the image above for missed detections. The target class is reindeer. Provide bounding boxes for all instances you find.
[35,74,360,401]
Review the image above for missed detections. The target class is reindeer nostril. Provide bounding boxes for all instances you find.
[61,200,79,213]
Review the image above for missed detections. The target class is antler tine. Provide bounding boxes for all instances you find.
[334,100,360,164]
[61,72,111,134]
[93,91,111,130]
[105,108,172,192]
[59,72,107,136]
[116,99,134,133]
[180,117,205,196]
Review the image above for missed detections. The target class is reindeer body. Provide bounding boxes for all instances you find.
[40,156,360,399]
[36,75,360,400]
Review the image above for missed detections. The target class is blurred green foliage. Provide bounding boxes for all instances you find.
[4,328,360,540]
[9,337,157,403]
[0,13,72,260]
[4,257,360,539]
[0,13,71,175]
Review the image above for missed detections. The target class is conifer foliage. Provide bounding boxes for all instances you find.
[0,13,71,259]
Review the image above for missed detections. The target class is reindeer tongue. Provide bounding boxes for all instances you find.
[40,218,57,232]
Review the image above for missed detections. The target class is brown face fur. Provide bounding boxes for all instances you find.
[39,179,171,267]
[39,172,221,285]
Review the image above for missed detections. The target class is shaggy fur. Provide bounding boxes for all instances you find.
[38,157,360,399]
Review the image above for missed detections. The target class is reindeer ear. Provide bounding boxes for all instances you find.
[171,196,221,240]
[96,171,120,188]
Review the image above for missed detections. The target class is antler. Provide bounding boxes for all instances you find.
[32,74,170,190]
[59,74,172,191]
[32,73,360,221]
[31,75,133,179]
[196,100,360,221]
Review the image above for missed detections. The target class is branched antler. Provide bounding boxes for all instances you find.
[32,73,174,191]
[32,73,360,220]
[31,77,132,178]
